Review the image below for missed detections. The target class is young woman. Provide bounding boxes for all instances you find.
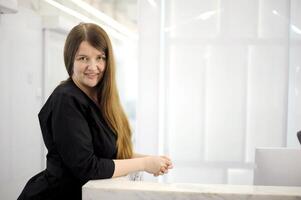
[18,23,173,200]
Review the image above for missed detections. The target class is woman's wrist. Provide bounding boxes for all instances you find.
[133,152,150,158]
[141,157,148,171]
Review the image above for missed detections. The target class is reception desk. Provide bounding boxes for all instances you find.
[82,178,301,200]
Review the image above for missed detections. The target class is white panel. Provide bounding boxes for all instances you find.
[290,0,301,40]
[44,30,68,100]
[258,0,289,38]
[0,7,44,200]
[11,33,43,179]
[287,45,301,147]
[0,33,13,184]
[0,0,17,13]
[295,49,301,136]
[227,169,253,185]
[168,45,206,161]
[246,45,287,162]
[220,0,258,38]
[167,166,225,184]
[287,0,301,147]
[254,148,301,186]
[205,46,247,162]
[167,0,219,38]
[138,0,292,185]
[136,0,160,157]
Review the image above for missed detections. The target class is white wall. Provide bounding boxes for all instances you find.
[0,7,44,200]
[1,0,300,198]
[137,0,301,184]
[287,0,301,147]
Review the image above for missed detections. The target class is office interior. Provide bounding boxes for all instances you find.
[0,0,300,199]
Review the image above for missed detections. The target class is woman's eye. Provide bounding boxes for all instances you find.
[97,56,106,61]
[79,57,88,61]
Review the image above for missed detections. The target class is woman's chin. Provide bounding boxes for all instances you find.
[84,80,99,88]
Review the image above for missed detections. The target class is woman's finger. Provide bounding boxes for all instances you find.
[161,155,171,161]
[161,156,173,166]
[167,163,174,169]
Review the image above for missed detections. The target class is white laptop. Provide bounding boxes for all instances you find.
[254,147,301,186]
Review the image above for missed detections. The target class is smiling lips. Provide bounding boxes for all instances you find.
[85,73,99,79]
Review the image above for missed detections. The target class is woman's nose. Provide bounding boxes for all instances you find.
[87,59,99,70]
[86,58,106,72]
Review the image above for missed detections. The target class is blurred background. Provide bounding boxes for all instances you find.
[0,0,300,199]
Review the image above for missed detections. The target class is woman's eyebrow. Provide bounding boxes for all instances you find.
[76,53,105,57]
[76,54,87,57]
[97,52,106,56]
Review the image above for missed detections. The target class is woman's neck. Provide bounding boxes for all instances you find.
[72,78,98,104]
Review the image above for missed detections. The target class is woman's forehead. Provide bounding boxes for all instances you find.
[76,41,105,55]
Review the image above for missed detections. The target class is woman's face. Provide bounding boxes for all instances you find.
[72,41,106,94]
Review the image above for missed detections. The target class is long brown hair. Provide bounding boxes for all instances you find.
[63,22,133,159]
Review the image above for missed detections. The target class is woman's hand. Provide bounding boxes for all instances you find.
[143,156,173,176]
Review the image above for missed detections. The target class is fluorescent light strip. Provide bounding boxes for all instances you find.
[272,9,301,35]
[43,0,129,41]
[291,24,301,35]
[147,0,157,8]
[70,0,138,40]
[43,0,92,22]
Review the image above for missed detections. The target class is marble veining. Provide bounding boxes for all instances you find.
[82,177,301,200]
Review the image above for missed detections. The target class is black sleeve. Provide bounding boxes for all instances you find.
[51,93,115,182]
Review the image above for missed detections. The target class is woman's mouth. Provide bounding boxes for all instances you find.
[85,73,99,78]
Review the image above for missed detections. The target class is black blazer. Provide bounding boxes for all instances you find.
[18,79,117,200]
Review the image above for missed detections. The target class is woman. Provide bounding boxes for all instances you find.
[18,23,173,200]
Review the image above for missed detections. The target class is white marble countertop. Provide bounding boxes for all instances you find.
[82,177,301,200]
